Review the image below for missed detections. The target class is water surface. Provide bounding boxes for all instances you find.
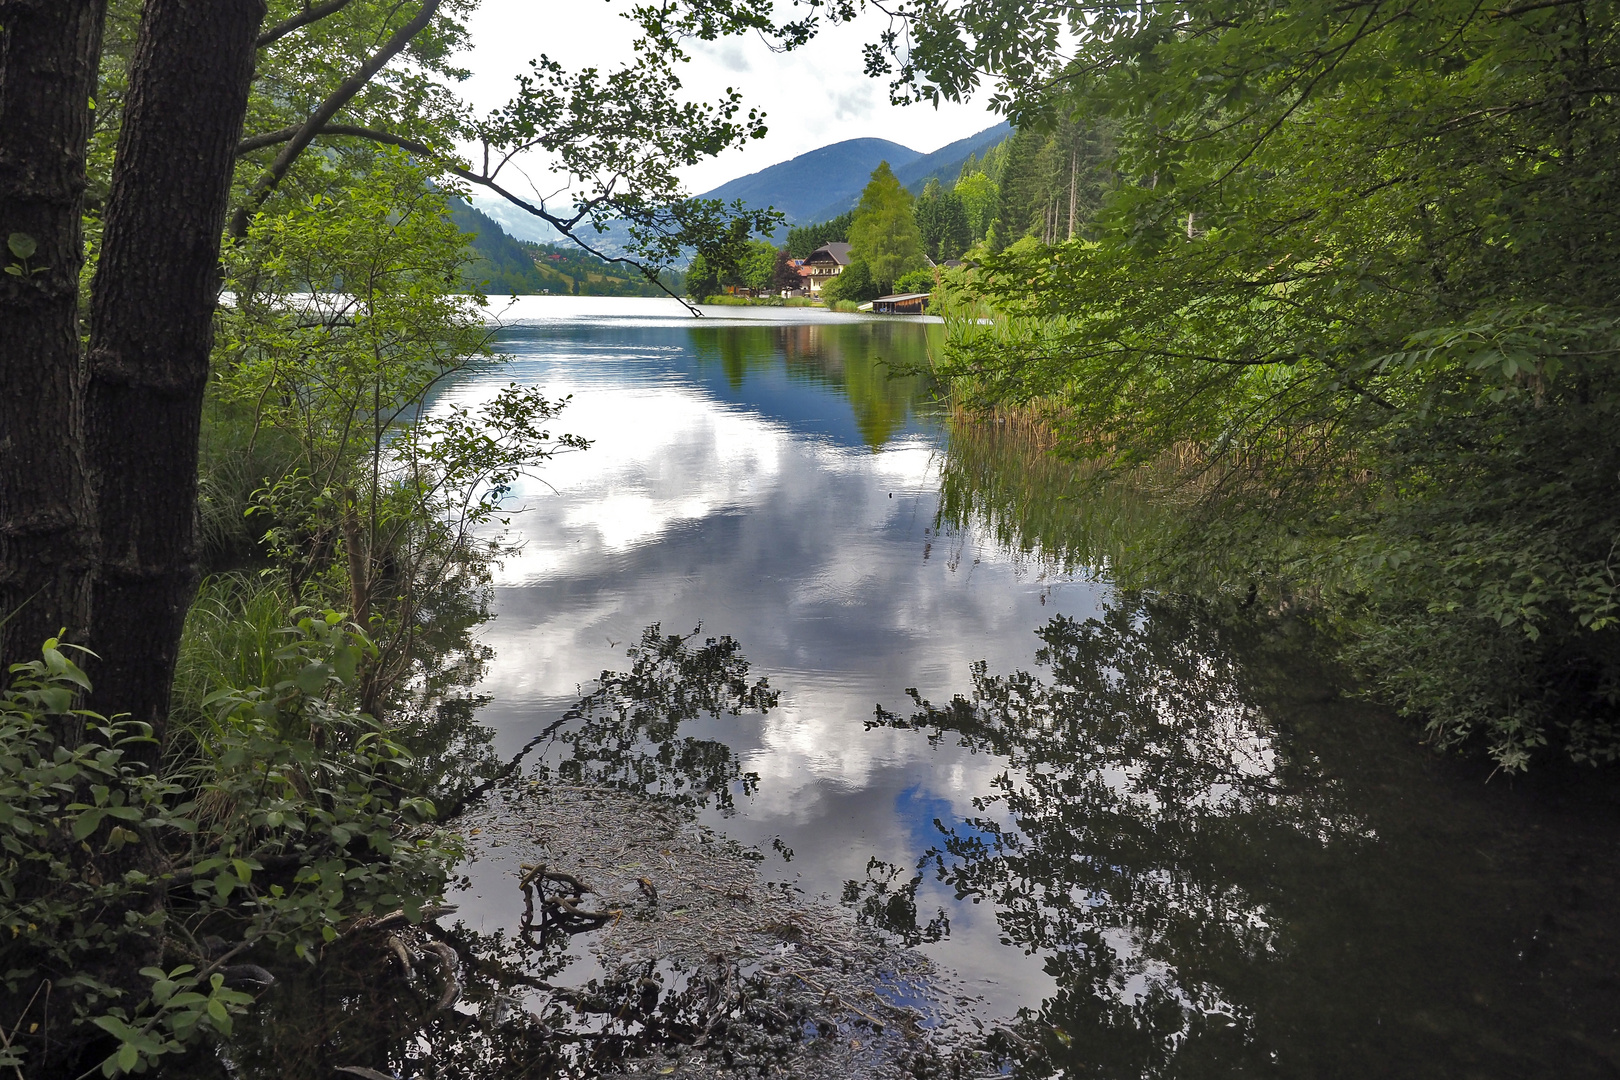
[441,296,1620,1077]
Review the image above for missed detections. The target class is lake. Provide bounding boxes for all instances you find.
[422,296,1620,1077]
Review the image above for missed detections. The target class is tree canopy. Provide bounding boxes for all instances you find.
[847,161,925,292]
[911,0,1620,768]
[915,178,970,262]
[785,210,854,259]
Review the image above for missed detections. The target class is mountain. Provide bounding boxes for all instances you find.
[800,122,1012,224]
[893,121,1012,192]
[449,199,552,292]
[449,199,680,295]
[469,196,562,244]
[699,137,921,225]
[458,121,1014,261]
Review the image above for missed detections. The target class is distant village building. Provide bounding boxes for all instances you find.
[780,258,812,298]
[804,242,851,296]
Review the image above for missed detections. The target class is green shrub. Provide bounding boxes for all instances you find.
[892,268,937,295]
[0,627,458,1078]
[821,260,879,303]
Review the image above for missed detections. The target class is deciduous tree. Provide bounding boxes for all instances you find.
[847,161,925,293]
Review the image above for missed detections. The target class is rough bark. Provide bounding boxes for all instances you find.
[83,0,266,734]
[0,1,105,668]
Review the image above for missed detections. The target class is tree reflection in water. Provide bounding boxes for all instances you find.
[865,596,1620,1079]
[194,625,799,1080]
[542,623,779,809]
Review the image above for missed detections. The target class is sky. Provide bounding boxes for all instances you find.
[456,0,1003,198]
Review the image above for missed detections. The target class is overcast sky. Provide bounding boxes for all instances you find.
[457,0,1002,197]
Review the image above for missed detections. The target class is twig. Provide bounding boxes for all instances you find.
[1,978,49,1080]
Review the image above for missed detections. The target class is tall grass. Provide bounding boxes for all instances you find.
[196,400,301,572]
[168,573,304,761]
[936,407,1193,579]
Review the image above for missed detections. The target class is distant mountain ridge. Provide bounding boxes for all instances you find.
[699,137,921,224]
[893,122,1012,194]
[713,122,1013,227]
[465,121,1014,254]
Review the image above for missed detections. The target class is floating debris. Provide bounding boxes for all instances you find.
[447,778,1016,1078]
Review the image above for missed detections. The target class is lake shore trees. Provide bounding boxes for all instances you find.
[903,0,1620,769]
[0,0,837,1072]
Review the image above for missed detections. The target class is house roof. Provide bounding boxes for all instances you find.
[806,242,852,266]
[876,293,931,302]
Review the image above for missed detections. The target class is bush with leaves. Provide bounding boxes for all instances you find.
[915,0,1620,769]
[820,260,879,304]
[0,623,459,1078]
[214,150,587,725]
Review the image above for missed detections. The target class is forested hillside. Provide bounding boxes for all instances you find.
[699,138,920,224]
[519,241,684,296]
[449,200,681,295]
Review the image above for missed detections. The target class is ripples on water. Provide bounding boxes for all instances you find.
[251,296,1620,1077]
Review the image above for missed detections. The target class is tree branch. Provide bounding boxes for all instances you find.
[256,0,354,48]
[233,122,703,315]
[230,0,441,237]
[1489,0,1586,16]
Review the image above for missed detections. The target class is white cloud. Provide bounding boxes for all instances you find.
[830,83,874,122]
[457,0,1002,195]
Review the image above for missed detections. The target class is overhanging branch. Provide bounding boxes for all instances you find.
[233,122,702,315]
[231,0,442,237]
[257,0,355,48]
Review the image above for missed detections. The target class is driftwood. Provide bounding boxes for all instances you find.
[518,862,619,936]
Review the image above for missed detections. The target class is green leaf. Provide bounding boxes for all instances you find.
[332,643,361,684]
[7,233,37,259]
[91,1015,140,1041]
[116,1042,140,1073]
[73,808,105,840]
[214,871,239,901]
[294,662,331,694]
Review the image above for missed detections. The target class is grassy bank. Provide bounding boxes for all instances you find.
[701,294,820,307]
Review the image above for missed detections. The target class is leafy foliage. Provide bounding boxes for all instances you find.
[686,239,783,298]
[915,178,971,262]
[914,0,1620,767]
[0,631,456,1078]
[820,259,880,304]
[847,162,926,293]
[218,150,587,723]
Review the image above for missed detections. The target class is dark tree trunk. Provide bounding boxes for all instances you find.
[84,0,266,734]
[0,1,105,669]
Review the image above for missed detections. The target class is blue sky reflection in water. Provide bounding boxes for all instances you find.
[439,296,1620,1077]
[442,297,1084,1015]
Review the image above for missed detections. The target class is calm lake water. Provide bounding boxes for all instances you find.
[434,296,1620,1077]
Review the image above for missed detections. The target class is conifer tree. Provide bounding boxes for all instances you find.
[916,178,971,261]
[848,161,925,292]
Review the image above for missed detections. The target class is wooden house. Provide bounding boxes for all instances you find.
[872,292,930,315]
